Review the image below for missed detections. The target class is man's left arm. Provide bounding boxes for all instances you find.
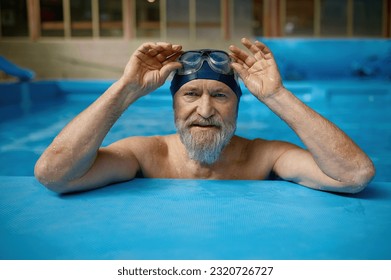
[230,38,375,193]
[263,87,375,193]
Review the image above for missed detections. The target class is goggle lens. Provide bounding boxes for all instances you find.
[209,51,229,64]
[180,52,202,66]
[177,50,232,75]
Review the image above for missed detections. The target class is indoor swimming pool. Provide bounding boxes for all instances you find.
[0,79,390,181]
[1,37,391,260]
[1,79,390,260]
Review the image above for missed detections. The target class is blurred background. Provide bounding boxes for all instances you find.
[0,0,389,79]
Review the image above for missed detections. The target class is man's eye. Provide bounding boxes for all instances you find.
[184,91,198,96]
[212,92,227,98]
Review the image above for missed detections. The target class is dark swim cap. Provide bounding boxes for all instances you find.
[170,60,242,99]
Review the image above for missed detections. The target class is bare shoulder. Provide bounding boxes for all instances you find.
[224,136,300,179]
[108,135,170,157]
[109,134,176,178]
[233,136,301,161]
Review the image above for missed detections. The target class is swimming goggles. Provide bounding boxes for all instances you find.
[177,49,233,75]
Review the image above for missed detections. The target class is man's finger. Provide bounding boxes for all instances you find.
[160,62,182,80]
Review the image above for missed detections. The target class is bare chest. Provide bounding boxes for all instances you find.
[136,135,274,180]
[141,154,270,180]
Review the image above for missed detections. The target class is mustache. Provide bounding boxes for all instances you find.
[185,115,222,128]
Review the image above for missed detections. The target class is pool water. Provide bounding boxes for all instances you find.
[0,80,390,181]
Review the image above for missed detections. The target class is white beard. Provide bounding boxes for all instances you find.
[175,115,236,165]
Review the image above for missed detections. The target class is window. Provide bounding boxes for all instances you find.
[167,0,189,38]
[320,0,347,36]
[70,0,92,37]
[353,0,383,36]
[40,0,64,37]
[252,0,264,37]
[136,0,160,37]
[0,0,28,37]
[1,0,389,40]
[284,0,314,36]
[99,0,123,37]
[232,0,254,38]
[196,0,220,39]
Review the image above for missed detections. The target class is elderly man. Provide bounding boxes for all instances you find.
[35,38,375,194]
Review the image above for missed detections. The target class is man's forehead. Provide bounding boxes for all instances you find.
[179,79,235,93]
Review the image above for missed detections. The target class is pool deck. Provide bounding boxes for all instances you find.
[0,176,390,260]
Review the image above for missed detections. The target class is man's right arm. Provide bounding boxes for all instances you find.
[34,79,141,193]
[34,42,182,194]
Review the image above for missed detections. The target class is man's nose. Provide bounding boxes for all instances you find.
[196,94,215,119]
